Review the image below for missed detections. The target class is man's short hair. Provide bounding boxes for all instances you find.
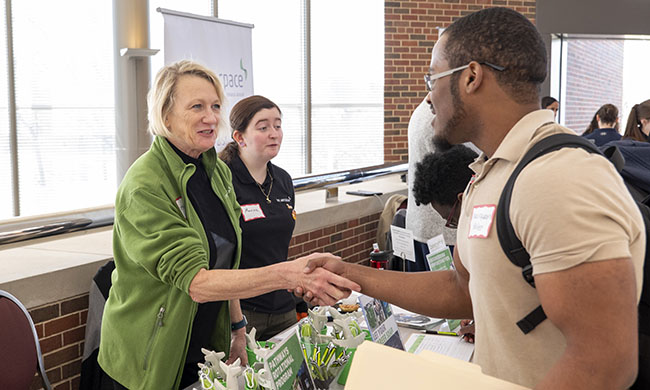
[443,7,547,103]
[413,145,478,206]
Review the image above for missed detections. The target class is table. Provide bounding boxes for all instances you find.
[184,311,446,390]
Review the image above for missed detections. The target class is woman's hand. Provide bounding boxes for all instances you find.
[226,327,248,365]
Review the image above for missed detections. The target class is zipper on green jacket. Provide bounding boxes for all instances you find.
[143,306,165,371]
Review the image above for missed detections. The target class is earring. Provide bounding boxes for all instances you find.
[239,142,246,147]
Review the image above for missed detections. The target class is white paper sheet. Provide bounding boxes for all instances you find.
[390,225,415,261]
[404,333,475,362]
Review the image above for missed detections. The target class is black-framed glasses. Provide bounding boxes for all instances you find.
[424,61,505,91]
[445,198,460,229]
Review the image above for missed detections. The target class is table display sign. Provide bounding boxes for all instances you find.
[358,294,404,350]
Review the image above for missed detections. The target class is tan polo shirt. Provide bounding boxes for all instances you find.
[456,110,645,387]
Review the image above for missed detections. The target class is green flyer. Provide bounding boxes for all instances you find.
[264,332,315,390]
[425,246,460,332]
[426,247,453,271]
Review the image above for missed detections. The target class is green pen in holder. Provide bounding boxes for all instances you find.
[337,330,372,385]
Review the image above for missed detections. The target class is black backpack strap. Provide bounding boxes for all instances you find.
[496,133,602,334]
[600,145,625,173]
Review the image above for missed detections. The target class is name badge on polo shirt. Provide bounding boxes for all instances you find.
[241,203,266,222]
[468,204,496,239]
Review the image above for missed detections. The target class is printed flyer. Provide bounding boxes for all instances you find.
[358,294,404,350]
[264,332,315,390]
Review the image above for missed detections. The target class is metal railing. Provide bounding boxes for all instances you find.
[0,162,407,246]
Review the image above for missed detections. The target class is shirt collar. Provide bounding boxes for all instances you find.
[489,109,556,163]
[230,152,274,186]
[167,139,202,166]
[468,109,554,176]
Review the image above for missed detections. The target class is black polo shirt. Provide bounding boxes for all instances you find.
[226,153,296,314]
[167,141,237,385]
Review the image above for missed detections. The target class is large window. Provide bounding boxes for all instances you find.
[218,0,384,177]
[0,0,384,220]
[0,1,115,219]
[549,34,650,133]
[0,2,10,219]
[0,1,215,219]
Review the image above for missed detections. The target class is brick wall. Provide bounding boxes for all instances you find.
[29,295,88,390]
[563,39,624,134]
[383,0,537,163]
[288,213,380,264]
[26,212,380,389]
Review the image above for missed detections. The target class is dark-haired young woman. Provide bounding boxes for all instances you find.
[219,95,298,340]
[582,104,621,146]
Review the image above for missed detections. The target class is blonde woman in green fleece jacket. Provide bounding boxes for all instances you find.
[97,60,360,390]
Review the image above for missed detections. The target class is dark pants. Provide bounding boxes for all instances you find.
[243,308,297,341]
[100,374,128,390]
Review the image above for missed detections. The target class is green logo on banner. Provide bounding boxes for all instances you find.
[240,58,248,80]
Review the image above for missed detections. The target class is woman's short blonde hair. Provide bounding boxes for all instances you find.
[147,60,227,138]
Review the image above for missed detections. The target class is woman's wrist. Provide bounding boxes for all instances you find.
[231,326,247,336]
[273,261,298,291]
[231,314,247,331]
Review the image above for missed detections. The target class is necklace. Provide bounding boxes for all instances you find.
[256,167,274,204]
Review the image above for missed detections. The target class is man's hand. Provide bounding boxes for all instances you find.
[459,319,475,343]
[289,253,351,304]
[288,253,359,306]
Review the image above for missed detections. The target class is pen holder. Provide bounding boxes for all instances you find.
[335,347,356,385]
[302,341,345,390]
[245,341,275,366]
[336,330,372,386]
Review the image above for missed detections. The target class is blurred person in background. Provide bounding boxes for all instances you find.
[541,96,559,119]
[582,104,621,146]
[623,99,650,142]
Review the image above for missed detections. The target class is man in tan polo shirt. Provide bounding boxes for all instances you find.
[298,7,645,390]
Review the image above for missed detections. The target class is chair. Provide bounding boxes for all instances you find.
[0,289,52,390]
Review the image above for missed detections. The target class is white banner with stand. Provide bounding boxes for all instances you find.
[158,8,254,149]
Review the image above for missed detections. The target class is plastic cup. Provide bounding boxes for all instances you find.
[302,341,345,389]
[245,340,275,366]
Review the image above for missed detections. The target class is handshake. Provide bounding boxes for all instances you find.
[287,253,360,307]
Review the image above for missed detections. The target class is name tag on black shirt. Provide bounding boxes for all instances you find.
[241,203,266,221]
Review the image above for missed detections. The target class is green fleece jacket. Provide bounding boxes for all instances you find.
[98,136,242,389]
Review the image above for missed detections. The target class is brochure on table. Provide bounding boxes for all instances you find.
[391,305,444,330]
[264,332,315,390]
[404,333,474,362]
[426,234,461,331]
[357,294,404,350]
[345,341,530,389]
